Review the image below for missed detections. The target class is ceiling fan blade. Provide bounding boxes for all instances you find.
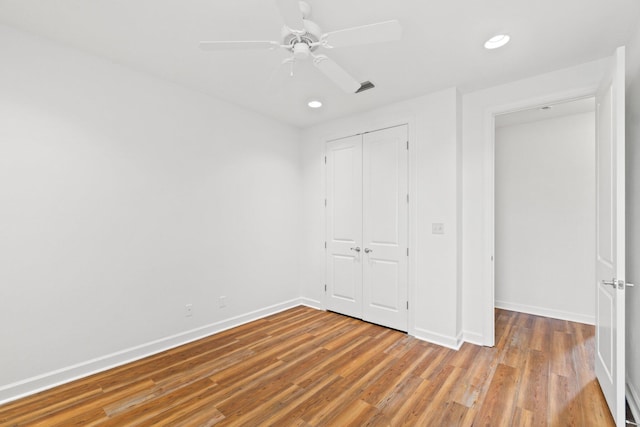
[322,20,402,48]
[313,55,361,94]
[199,40,280,51]
[275,0,305,32]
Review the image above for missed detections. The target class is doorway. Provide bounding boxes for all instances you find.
[494,98,596,323]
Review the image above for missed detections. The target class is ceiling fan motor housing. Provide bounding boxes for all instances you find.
[281,18,322,54]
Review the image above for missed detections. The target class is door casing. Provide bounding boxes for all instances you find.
[483,87,601,347]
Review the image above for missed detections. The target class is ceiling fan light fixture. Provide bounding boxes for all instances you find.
[484,34,510,49]
[308,99,323,108]
[293,42,311,59]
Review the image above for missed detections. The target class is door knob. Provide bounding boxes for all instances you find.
[350,247,361,252]
[364,248,373,253]
[602,278,617,288]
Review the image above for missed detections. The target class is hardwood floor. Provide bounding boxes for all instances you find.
[0,307,614,426]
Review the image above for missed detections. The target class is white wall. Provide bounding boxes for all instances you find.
[625,23,640,421]
[1,14,637,410]
[300,88,463,348]
[462,59,608,345]
[495,112,596,323]
[0,24,301,402]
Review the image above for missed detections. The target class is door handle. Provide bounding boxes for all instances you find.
[601,278,635,289]
[350,247,361,252]
[364,248,373,253]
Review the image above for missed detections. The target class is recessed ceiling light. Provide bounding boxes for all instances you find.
[308,100,323,109]
[484,34,510,50]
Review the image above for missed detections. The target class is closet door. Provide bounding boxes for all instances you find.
[325,135,363,319]
[362,125,408,331]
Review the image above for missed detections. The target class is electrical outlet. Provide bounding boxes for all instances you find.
[219,296,227,308]
[432,223,445,234]
[185,304,193,317]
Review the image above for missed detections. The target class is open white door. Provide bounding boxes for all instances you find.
[326,135,363,319]
[595,46,627,426]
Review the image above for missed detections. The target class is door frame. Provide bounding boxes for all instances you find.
[481,86,598,346]
[322,117,416,335]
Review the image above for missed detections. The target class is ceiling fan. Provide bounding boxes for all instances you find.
[199,0,402,94]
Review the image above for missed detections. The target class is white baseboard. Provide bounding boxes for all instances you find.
[462,330,486,346]
[413,327,463,350]
[299,297,323,310]
[0,298,306,405]
[495,300,595,325]
[627,379,640,424]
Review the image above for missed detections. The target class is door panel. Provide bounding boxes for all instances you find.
[332,255,358,301]
[597,85,614,266]
[333,147,360,241]
[597,285,614,379]
[367,135,400,245]
[595,46,626,426]
[362,125,408,331]
[326,135,363,318]
[369,260,399,310]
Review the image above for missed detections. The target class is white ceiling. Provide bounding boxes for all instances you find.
[1,0,639,128]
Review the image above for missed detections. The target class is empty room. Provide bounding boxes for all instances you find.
[1,0,640,425]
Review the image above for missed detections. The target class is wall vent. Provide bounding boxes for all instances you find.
[356,81,375,93]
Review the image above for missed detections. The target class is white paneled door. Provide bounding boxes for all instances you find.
[326,125,408,331]
[594,46,627,427]
[362,127,409,331]
[326,134,363,319]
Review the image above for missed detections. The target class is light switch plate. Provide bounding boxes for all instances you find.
[432,223,444,234]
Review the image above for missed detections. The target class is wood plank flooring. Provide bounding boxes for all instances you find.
[0,307,614,426]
